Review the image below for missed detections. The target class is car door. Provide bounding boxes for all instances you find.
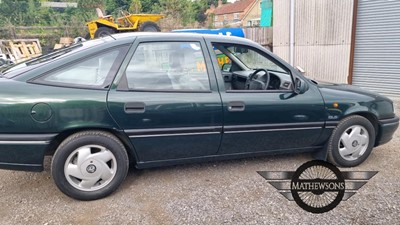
[107,36,223,162]
[205,39,326,154]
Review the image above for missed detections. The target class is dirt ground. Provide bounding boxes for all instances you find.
[0,99,399,225]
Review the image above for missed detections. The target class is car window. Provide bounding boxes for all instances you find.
[2,38,112,79]
[212,43,292,91]
[124,42,210,91]
[35,48,124,88]
[218,45,286,73]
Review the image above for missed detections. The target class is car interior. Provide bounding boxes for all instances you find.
[212,44,293,92]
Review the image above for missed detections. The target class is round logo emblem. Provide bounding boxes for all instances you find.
[290,160,345,213]
[86,164,97,174]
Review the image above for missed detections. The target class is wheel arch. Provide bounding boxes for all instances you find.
[314,111,379,161]
[95,21,118,30]
[45,127,138,165]
[343,111,379,144]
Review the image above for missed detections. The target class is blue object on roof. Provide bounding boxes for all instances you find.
[172,28,245,38]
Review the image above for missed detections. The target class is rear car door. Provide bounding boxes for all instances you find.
[107,36,223,163]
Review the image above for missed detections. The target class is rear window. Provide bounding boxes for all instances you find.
[1,38,109,79]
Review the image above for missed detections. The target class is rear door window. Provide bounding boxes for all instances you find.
[124,42,211,91]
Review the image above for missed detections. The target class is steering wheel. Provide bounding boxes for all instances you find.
[245,69,270,90]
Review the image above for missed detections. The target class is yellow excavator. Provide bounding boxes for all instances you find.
[86,8,164,39]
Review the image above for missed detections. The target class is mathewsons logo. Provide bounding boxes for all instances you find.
[258,160,377,213]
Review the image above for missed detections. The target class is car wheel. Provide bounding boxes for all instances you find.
[51,131,129,200]
[327,115,375,167]
[84,33,91,40]
[0,58,6,66]
[94,27,115,38]
[138,21,161,32]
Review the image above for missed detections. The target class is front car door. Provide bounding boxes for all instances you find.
[107,36,223,165]
[205,38,326,154]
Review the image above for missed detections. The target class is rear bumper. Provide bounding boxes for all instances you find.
[0,144,47,172]
[0,134,56,172]
[375,116,399,146]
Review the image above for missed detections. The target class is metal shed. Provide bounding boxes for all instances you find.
[350,0,400,96]
[273,0,400,96]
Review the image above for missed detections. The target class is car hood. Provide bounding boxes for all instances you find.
[312,79,391,101]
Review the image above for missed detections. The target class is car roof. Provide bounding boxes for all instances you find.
[104,32,256,45]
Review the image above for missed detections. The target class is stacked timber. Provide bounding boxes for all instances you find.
[0,39,42,64]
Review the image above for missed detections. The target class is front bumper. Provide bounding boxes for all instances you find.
[375,116,399,146]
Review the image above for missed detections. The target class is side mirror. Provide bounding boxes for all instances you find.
[294,77,308,94]
[222,63,231,72]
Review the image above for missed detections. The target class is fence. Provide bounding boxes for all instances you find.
[243,26,273,49]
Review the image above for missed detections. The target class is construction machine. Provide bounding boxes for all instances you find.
[86,8,164,39]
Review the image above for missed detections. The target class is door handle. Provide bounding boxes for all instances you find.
[228,101,245,112]
[124,102,145,113]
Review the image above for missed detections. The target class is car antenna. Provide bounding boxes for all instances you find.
[107,33,116,40]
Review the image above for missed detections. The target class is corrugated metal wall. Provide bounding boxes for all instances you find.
[352,0,400,96]
[273,0,353,83]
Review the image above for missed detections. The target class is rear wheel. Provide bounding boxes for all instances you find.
[84,33,91,40]
[138,21,161,32]
[51,131,129,200]
[327,115,375,167]
[0,58,6,66]
[94,27,115,38]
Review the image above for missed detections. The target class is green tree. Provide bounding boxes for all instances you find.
[140,0,159,13]
[129,0,142,13]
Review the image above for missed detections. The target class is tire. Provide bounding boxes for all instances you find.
[138,21,161,32]
[0,58,6,66]
[327,115,376,167]
[51,130,129,200]
[84,33,91,40]
[94,27,115,38]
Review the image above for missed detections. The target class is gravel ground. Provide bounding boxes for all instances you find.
[0,99,399,225]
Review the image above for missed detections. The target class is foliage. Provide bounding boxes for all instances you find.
[0,0,221,28]
[129,0,142,14]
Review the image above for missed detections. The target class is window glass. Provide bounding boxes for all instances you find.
[125,42,210,91]
[226,46,286,73]
[212,43,291,91]
[214,49,231,70]
[39,49,121,87]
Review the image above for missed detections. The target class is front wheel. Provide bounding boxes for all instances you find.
[327,115,376,167]
[51,131,129,200]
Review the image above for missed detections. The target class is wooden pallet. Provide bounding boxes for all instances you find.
[0,39,42,63]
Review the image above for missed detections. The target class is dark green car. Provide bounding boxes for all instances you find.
[0,33,398,200]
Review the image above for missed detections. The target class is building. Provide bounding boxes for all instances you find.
[273,0,400,96]
[242,0,262,27]
[213,0,259,28]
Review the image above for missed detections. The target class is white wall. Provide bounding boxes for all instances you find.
[273,0,354,83]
